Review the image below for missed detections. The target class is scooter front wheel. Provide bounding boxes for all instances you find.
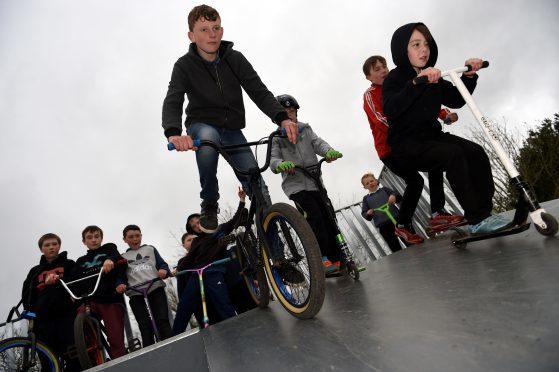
[534,212,558,236]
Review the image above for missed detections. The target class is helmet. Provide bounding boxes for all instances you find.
[276,94,300,110]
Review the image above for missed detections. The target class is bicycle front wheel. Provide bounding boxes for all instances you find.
[235,229,270,308]
[0,337,61,372]
[261,203,325,319]
[74,313,106,369]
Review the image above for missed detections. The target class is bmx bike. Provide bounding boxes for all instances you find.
[0,302,62,371]
[168,129,325,319]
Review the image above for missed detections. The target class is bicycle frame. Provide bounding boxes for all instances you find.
[175,257,231,328]
[1,304,41,369]
[171,130,303,271]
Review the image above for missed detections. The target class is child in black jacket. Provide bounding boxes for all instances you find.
[22,233,80,371]
[382,22,511,235]
[72,225,127,360]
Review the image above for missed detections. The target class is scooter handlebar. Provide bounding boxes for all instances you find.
[413,61,489,85]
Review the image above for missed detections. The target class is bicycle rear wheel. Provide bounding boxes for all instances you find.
[73,313,106,369]
[0,337,61,371]
[235,229,270,308]
[261,203,325,319]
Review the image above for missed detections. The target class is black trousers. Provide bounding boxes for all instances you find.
[392,133,494,224]
[129,286,173,347]
[378,222,402,252]
[290,190,342,262]
[36,314,81,372]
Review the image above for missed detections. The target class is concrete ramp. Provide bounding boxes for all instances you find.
[93,200,559,372]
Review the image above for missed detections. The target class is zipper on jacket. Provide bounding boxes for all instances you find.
[214,65,229,124]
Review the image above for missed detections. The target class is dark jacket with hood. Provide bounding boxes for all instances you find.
[162,40,288,138]
[72,243,126,305]
[22,251,76,319]
[382,22,478,147]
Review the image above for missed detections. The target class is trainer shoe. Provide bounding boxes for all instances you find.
[277,262,305,286]
[430,210,465,227]
[395,224,424,245]
[199,201,219,233]
[322,257,338,274]
[469,214,511,235]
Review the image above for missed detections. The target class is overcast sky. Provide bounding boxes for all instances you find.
[1,0,558,316]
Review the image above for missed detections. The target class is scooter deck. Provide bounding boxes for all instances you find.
[451,222,531,248]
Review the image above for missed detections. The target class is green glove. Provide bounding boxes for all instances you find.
[325,149,343,161]
[275,160,295,173]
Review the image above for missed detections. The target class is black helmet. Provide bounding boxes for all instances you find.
[276,94,300,110]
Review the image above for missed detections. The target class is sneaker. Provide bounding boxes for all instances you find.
[277,262,305,286]
[322,257,338,274]
[469,214,511,235]
[430,210,465,227]
[200,201,219,233]
[333,261,341,269]
[395,224,424,245]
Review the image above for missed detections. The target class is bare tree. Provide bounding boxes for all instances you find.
[466,118,524,212]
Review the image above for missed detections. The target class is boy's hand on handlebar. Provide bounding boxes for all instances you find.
[416,67,441,84]
[463,58,483,77]
[325,149,343,162]
[280,119,298,144]
[238,187,246,202]
[388,195,397,205]
[102,259,114,273]
[45,273,60,285]
[158,269,168,279]
[168,135,198,151]
[367,209,374,216]
[276,160,295,173]
[116,284,127,294]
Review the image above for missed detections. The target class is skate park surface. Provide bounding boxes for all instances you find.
[93,200,559,372]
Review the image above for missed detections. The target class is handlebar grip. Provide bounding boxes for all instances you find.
[167,139,202,151]
[413,75,429,85]
[466,60,489,71]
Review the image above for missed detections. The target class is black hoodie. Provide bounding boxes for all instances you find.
[162,40,289,139]
[22,251,76,319]
[72,243,126,305]
[382,22,478,147]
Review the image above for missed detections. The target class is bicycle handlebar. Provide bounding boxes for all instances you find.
[174,257,232,277]
[59,258,127,301]
[167,129,288,176]
[413,61,489,85]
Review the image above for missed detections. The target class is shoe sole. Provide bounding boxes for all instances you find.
[199,225,217,234]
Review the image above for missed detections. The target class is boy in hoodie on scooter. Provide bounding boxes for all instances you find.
[382,23,511,235]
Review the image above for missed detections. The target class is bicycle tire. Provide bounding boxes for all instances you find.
[235,230,270,308]
[73,313,106,369]
[0,337,61,372]
[261,203,325,319]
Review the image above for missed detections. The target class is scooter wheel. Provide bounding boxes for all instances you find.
[347,261,360,281]
[450,228,468,250]
[534,212,558,236]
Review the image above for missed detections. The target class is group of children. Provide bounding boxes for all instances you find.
[22,219,254,370]
[162,5,511,265]
[19,5,513,369]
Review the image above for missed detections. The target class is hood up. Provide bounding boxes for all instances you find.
[390,22,438,71]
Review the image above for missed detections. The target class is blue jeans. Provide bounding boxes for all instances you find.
[188,123,271,205]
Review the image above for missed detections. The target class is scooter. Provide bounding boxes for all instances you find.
[414,61,557,249]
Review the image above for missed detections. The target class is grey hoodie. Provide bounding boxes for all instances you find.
[270,122,333,197]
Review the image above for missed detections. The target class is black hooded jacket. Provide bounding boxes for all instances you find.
[382,22,478,146]
[22,251,76,319]
[162,40,289,138]
[71,243,126,305]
